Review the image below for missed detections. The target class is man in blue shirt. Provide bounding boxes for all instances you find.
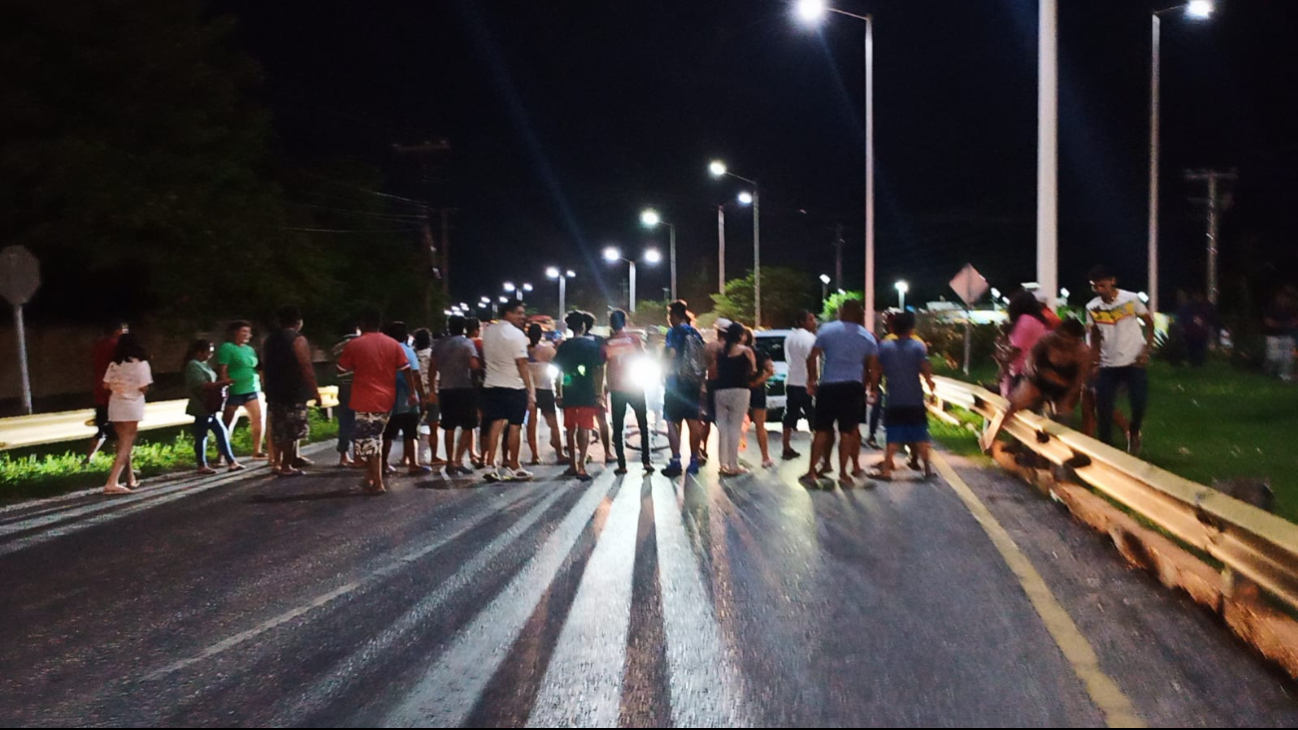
[662,300,706,477]
[803,298,878,489]
[873,312,936,481]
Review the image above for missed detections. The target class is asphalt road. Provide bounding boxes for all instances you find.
[1,431,1295,727]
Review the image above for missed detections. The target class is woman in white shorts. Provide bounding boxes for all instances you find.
[101,333,154,494]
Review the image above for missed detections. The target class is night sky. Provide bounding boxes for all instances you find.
[214,0,1298,314]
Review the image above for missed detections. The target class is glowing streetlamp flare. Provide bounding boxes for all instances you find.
[709,160,728,178]
[644,248,663,265]
[820,274,832,284]
[1187,0,1214,19]
[796,0,827,23]
[737,191,754,205]
[546,266,560,279]
[603,246,621,263]
[640,209,661,228]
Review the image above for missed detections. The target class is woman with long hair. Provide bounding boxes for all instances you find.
[217,321,266,458]
[526,323,566,465]
[744,328,777,468]
[184,339,244,475]
[412,327,444,466]
[1001,291,1051,398]
[714,322,756,476]
[101,333,153,494]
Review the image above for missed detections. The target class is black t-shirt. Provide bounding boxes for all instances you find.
[263,328,311,404]
[554,336,604,408]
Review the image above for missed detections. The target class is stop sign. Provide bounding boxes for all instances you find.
[0,246,40,306]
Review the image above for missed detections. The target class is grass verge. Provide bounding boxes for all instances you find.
[1,410,339,503]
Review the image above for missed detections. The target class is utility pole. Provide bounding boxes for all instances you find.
[832,224,845,290]
[392,139,452,316]
[1185,169,1238,306]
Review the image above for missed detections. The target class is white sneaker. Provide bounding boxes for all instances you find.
[508,467,534,482]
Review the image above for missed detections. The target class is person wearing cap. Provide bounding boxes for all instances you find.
[1086,266,1156,454]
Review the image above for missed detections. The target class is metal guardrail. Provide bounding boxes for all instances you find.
[930,375,1298,614]
[0,387,340,452]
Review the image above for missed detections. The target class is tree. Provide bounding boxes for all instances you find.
[0,0,309,326]
[821,290,864,322]
[710,267,818,329]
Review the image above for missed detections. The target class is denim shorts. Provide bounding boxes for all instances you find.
[227,391,260,407]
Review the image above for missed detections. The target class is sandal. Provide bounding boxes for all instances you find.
[103,484,134,495]
[228,463,246,472]
[197,466,218,475]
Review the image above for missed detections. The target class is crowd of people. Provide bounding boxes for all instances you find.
[86,262,1211,497]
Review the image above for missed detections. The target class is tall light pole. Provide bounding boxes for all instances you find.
[820,273,831,303]
[710,161,761,326]
[1039,0,1059,309]
[795,0,875,328]
[603,247,661,314]
[640,208,677,300]
[895,280,908,312]
[717,205,726,294]
[546,267,576,326]
[1150,1,1215,314]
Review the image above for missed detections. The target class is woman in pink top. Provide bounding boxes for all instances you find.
[1001,291,1052,397]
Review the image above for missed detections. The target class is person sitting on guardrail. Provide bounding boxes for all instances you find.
[184,339,244,475]
[101,333,152,495]
[980,319,1092,454]
[85,319,128,466]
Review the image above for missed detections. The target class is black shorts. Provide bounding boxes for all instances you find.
[384,411,420,441]
[664,380,703,423]
[814,382,866,433]
[439,388,479,431]
[535,389,557,416]
[749,385,768,411]
[94,405,116,441]
[482,387,529,426]
[782,386,814,429]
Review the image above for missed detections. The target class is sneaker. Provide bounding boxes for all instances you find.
[781,449,801,461]
[1127,431,1143,457]
[662,459,683,477]
[484,470,503,483]
[615,465,628,475]
[643,462,655,474]
[508,468,534,482]
[687,457,701,475]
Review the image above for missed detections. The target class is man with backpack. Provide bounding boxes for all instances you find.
[662,300,706,477]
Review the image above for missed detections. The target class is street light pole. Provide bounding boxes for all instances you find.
[1149,1,1215,314]
[629,260,637,313]
[1038,0,1059,309]
[717,205,726,294]
[865,13,875,331]
[669,223,677,301]
[1150,12,1163,314]
[753,187,761,327]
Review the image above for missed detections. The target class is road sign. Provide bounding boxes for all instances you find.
[0,246,40,306]
[949,264,989,377]
[949,263,989,307]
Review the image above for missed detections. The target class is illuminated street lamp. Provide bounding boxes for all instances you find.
[503,282,516,293]
[709,160,762,325]
[546,266,576,327]
[794,0,876,329]
[1149,0,1215,311]
[603,246,659,314]
[895,280,909,311]
[820,273,831,302]
[640,208,678,299]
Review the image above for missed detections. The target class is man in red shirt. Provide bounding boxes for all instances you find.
[337,310,418,495]
[84,320,128,465]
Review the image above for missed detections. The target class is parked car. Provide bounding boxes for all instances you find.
[753,329,792,419]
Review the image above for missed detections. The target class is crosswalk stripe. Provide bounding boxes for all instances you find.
[525,476,643,728]
[651,474,752,727]
[383,473,618,728]
[264,481,578,725]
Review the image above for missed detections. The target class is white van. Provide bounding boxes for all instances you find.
[753,329,793,418]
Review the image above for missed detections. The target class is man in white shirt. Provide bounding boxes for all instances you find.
[481,300,537,481]
[1086,266,1156,454]
[781,310,819,460]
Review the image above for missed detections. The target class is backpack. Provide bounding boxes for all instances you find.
[675,328,707,384]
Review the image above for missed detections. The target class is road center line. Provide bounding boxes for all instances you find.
[931,452,1146,729]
